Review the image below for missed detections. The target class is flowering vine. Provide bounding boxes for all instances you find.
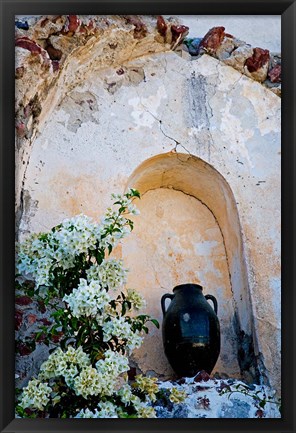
[15,189,186,418]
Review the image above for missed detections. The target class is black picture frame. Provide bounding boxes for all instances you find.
[0,0,295,432]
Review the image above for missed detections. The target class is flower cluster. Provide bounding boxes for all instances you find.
[134,375,159,402]
[86,259,128,291]
[102,316,143,352]
[75,401,119,418]
[17,215,100,287]
[63,279,110,318]
[126,289,146,310]
[16,189,139,289]
[168,387,187,404]
[16,189,168,419]
[38,346,91,387]
[19,379,52,411]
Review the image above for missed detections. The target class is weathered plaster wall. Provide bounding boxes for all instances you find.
[176,15,281,52]
[15,16,281,394]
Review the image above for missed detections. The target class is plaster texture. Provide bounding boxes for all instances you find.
[175,15,280,52]
[15,16,281,395]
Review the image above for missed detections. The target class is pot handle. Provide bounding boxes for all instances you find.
[205,294,218,314]
[161,293,174,316]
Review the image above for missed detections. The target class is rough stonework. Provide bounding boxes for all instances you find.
[15,15,281,404]
[186,26,281,96]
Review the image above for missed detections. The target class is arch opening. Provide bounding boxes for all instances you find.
[125,152,259,382]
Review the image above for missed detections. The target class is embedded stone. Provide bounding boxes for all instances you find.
[15,66,25,79]
[15,295,33,306]
[52,60,60,72]
[244,47,270,82]
[194,370,210,382]
[199,26,225,55]
[171,25,189,43]
[157,16,167,36]
[15,20,29,30]
[15,37,42,54]
[124,15,147,39]
[27,314,37,325]
[38,318,52,326]
[46,45,63,61]
[223,44,254,73]
[268,64,281,83]
[215,36,236,60]
[15,309,23,330]
[17,342,33,356]
[245,47,270,72]
[15,121,27,138]
[64,15,80,33]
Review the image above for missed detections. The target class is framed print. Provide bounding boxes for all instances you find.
[0,0,295,432]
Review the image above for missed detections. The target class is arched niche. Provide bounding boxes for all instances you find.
[125,152,258,381]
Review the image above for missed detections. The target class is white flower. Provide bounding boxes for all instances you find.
[86,259,128,291]
[97,401,118,418]
[118,384,133,405]
[63,279,110,318]
[95,350,129,376]
[39,346,91,381]
[19,378,52,411]
[126,289,146,310]
[73,366,104,398]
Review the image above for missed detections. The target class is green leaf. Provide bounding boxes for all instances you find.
[150,319,160,329]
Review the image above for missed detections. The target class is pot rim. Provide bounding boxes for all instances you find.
[173,283,203,292]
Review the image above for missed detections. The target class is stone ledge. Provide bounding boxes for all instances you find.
[155,372,281,418]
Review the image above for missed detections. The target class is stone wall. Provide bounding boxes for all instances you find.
[15,15,281,395]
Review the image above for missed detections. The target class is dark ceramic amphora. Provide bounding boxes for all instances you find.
[161,284,220,377]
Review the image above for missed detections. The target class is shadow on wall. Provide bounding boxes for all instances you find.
[126,152,260,383]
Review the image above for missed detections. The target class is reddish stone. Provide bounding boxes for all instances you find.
[194,370,210,382]
[199,26,225,54]
[15,295,32,306]
[268,64,281,83]
[255,409,265,418]
[87,19,94,29]
[37,300,46,314]
[46,45,62,61]
[38,318,52,326]
[64,15,80,33]
[15,309,23,330]
[217,381,231,393]
[40,18,49,28]
[35,332,47,343]
[27,314,37,325]
[157,16,167,36]
[17,342,32,356]
[245,47,270,73]
[52,60,60,72]
[15,122,27,138]
[15,66,24,79]
[15,37,42,54]
[197,396,210,409]
[23,104,31,118]
[51,331,63,343]
[171,25,189,42]
[124,16,147,39]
